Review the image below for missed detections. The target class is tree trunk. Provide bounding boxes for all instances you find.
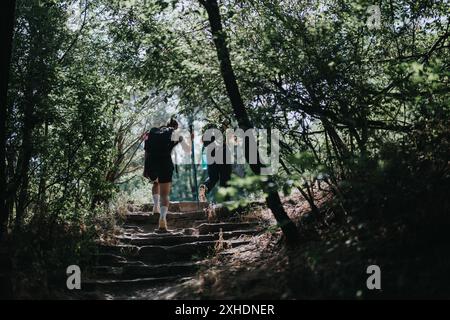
[15,16,38,233]
[15,91,34,232]
[199,0,298,244]
[38,122,49,216]
[0,0,17,240]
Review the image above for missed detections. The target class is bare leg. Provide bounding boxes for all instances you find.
[159,182,171,207]
[199,164,219,202]
[152,181,159,195]
[158,182,172,231]
[152,180,160,214]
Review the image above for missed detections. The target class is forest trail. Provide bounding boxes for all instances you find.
[82,201,262,299]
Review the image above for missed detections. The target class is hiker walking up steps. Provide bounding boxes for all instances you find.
[143,118,192,232]
[199,125,233,203]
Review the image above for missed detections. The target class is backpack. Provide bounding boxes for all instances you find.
[145,126,174,156]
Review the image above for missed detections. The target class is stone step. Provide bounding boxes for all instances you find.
[183,228,196,235]
[122,221,208,234]
[127,201,209,213]
[97,238,250,264]
[125,210,207,226]
[192,220,209,227]
[98,244,140,257]
[83,276,182,292]
[87,200,263,294]
[197,222,260,235]
[90,259,147,269]
[91,261,202,280]
[117,229,260,246]
[117,231,185,239]
[91,266,123,279]
[92,253,128,266]
[137,239,250,263]
[122,225,144,233]
[122,262,201,279]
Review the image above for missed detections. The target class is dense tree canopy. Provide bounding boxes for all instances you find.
[0,0,449,298]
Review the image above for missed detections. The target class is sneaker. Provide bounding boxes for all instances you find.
[152,204,160,215]
[156,218,168,233]
[199,185,208,202]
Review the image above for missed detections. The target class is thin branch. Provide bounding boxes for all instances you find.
[58,0,90,65]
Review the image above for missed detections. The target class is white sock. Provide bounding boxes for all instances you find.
[152,194,160,211]
[160,206,168,220]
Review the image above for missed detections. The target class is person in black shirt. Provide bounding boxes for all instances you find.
[143,118,189,232]
[199,125,232,202]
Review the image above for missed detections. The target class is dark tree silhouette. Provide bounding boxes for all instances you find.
[199,0,299,244]
[0,0,17,239]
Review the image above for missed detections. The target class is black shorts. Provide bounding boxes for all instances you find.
[147,158,174,184]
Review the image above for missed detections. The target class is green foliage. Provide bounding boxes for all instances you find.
[5,0,449,296]
[216,174,267,209]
